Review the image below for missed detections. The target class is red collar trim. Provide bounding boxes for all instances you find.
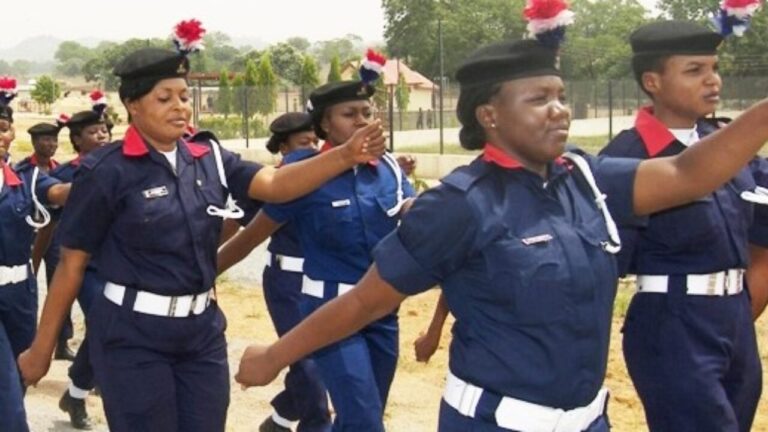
[183,141,211,158]
[321,140,378,166]
[29,154,58,170]
[123,125,149,157]
[2,162,22,186]
[71,156,81,167]
[122,125,209,159]
[482,144,524,169]
[635,106,677,157]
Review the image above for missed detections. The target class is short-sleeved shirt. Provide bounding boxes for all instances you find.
[599,107,768,276]
[1,163,59,266]
[263,148,416,284]
[373,144,641,409]
[58,126,261,296]
[46,158,84,272]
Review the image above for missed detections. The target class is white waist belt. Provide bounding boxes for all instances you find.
[443,370,608,432]
[0,264,28,286]
[266,252,304,273]
[104,282,213,318]
[636,269,744,296]
[301,276,354,299]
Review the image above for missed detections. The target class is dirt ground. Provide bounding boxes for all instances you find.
[25,279,768,432]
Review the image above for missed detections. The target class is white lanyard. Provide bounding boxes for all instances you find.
[25,166,52,229]
[205,138,244,220]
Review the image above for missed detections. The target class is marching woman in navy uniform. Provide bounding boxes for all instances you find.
[43,95,113,430]
[14,122,60,175]
[1,80,69,432]
[599,13,765,432]
[233,3,768,431]
[218,112,331,432]
[223,50,415,432]
[17,20,386,432]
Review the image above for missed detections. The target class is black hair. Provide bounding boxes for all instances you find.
[456,82,503,150]
[0,105,13,123]
[632,53,670,98]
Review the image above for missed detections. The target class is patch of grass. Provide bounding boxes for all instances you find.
[613,278,635,318]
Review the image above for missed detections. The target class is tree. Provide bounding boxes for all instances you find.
[232,74,247,117]
[54,41,95,77]
[327,55,342,83]
[0,60,10,75]
[656,0,719,21]
[82,38,166,89]
[270,42,304,84]
[383,0,527,79]
[217,69,233,118]
[11,60,32,77]
[395,72,410,129]
[313,35,363,64]
[254,52,278,118]
[31,75,61,114]
[562,0,650,80]
[298,55,320,105]
[286,36,311,52]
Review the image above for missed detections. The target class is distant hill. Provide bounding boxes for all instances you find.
[0,35,62,62]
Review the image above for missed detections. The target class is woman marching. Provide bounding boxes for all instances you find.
[220,50,416,431]
[17,19,385,432]
[233,2,768,431]
[1,78,69,432]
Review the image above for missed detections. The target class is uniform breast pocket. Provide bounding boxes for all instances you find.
[484,234,569,326]
[311,200,356,251]
[120,189,177,250]
[13,199,33,220]
[198,185,225,214]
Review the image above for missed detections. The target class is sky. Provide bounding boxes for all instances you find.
[1,0,387,49]
[3,0,660,50]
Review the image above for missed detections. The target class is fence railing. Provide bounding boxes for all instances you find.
[193,76,768,152]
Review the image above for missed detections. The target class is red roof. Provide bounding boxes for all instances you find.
[343,58,436,90]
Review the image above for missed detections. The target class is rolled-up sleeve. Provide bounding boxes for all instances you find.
[374,185,477,296]
[222,147,262,203]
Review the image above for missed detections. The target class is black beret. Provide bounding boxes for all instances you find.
[455,39,561,88]
[114,48,189,101]
[308,81,375,115]
[266,112,313,153]
[630,21,723,56]
[114,48,189,81]
[66,110,105,131]
[27,122,60,137]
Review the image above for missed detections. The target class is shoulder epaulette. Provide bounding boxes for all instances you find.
[441,157,490,192]
[79,142,123,170]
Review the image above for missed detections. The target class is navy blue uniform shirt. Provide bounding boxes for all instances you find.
[373,145,642,409]
[58,126,261,296]
[599,107,768,276]
[46,158,86,271]
[1,163,59,265]
[263,147,415,284]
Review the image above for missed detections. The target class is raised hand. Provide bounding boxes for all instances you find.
[339,120,386,164]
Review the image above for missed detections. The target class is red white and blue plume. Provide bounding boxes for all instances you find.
[524,0,575,48]
[0,76,18,107]
[56,113,70,128]
[172,19,206,55]
[90,89,108,116]
[359,49,387,86]
[712,0,762,37]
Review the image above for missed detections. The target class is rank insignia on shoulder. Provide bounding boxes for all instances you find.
[332,199,352,208]
[142,186,169,199]
[521,233,553,245]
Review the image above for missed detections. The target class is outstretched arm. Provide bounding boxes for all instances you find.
[249,121,386,203]
[218,210,282,275]
[633,100,768,215]
[236,265,406,387]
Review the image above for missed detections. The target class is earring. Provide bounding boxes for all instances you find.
[491,123,497,129]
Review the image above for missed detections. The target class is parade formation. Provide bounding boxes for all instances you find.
[2,0,768,431]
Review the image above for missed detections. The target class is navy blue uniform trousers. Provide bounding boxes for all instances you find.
[262,263,330,432]
[68,269,105,391]
[301,288,398,432]
[88,291,229,432]
[0,275,36,432]
[623,284,761,432]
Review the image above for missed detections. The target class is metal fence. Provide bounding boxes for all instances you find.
[192,76,768,151]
